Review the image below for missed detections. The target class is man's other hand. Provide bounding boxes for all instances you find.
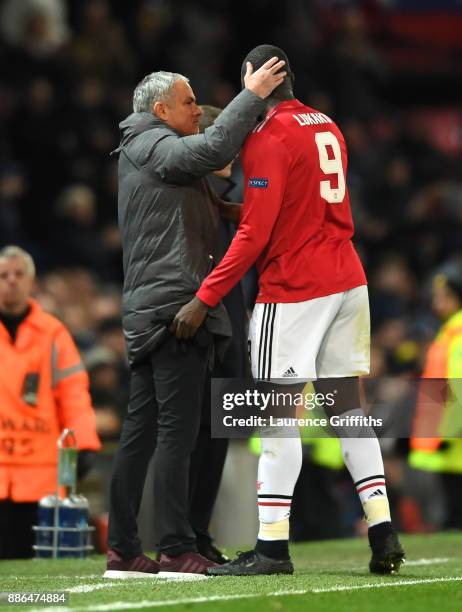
[170,296,208,339]
[244,56,286,99]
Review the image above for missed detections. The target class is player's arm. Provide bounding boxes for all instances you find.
[170,134,290,339]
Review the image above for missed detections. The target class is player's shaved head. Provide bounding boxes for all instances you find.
[241,44,294,99]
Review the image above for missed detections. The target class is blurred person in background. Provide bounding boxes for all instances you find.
[68,0,135,83]
[0,245,101,559]
[42,269,100,351]
[106,61,286,577]
[0,163,28,248]
[53,184,119,281]
[410,268,462,529]
[369,256,420,375]
[0,0,70,89]
[96,316,129,407]
[85,345,124,436]
[0,0,69,53]
[323,7,388,122]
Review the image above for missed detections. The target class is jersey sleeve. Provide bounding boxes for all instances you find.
[197,133,291,307]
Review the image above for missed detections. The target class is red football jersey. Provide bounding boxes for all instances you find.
[197,99,366,307]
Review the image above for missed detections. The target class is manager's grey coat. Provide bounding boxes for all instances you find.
[116,89,265,365]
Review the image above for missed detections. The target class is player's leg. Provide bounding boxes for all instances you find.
[209,388,302,576]
[314,377,390,523]
[209,298,340,576]
[252,303,308,568]
[254,408,302,566]
[252,295,343,556]
[315,285,405,573]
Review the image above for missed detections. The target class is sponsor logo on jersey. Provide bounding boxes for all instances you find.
[248,178,269,189]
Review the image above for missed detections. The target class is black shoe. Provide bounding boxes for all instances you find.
[369,527,405,574]
[198,543,229,565]
[207,549,294,576]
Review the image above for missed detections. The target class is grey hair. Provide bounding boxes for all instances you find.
[0,245,36,277]
[133,71,189,113]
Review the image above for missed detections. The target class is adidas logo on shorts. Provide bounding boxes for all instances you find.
[282,367,298,377]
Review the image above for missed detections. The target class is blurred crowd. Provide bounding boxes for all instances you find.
[1,0,462,539]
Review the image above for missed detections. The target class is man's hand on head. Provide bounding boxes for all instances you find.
[244,56,286,99]
[170,296,209,339]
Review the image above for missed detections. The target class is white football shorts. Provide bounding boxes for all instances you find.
[248,285,370,383]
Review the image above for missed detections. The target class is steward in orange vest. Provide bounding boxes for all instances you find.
[410,272,462,457]
[410,270,462,529]
[0,246,101,558]
[0,297,101,498]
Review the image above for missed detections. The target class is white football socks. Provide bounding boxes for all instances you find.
[338,409,391,527]
[257,427,302,540]
[255,409,391,536]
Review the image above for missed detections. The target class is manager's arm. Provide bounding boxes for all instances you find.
[154,58,285,184]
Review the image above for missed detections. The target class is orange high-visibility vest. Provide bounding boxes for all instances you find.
[411,310,462,453]
[0,299,101,501]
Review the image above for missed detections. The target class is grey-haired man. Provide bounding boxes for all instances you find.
[105,59,286,577]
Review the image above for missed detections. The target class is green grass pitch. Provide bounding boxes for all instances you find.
[1,533,462,611]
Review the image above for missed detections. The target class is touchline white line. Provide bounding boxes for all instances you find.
[35,575,462,612]
[311,576,462,593]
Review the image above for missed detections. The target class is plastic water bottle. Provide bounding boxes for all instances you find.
[59,494,90,558]
[36,494,61,558]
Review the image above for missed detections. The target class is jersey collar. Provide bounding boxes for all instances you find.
[268,99,304,116]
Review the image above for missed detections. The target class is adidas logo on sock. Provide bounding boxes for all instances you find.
[369,489,384,498]
[282,367,298,377]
